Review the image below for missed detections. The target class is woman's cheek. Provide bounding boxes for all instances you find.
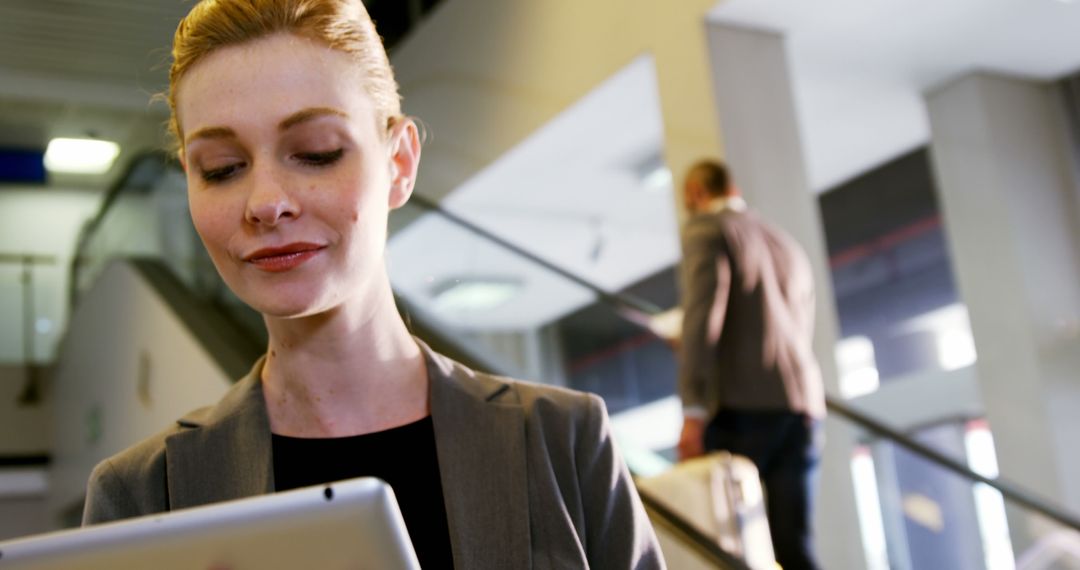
[189,202,230,253]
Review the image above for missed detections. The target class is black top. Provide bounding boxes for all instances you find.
[272,416,454,569]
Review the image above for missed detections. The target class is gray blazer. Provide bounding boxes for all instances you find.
[83,341,664,569]
[679,208,825,420]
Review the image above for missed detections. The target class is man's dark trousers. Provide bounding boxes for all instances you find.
[705,409,821,570]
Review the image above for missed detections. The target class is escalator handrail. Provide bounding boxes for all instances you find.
[408,191,1080,534]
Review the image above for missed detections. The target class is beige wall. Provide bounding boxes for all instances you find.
[48,261,232,523]
[393,0,721,208]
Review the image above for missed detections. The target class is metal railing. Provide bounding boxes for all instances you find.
[2,252,58,404]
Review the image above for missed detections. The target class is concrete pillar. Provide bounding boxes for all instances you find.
[703,22,865,570]
[926,72,1080,551]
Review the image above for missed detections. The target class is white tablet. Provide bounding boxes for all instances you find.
[0,477,420,570]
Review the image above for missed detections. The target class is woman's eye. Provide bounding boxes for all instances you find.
[295,148,344,167]
[201,162,245,183]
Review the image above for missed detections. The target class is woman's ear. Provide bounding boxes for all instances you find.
[387,117,421,210]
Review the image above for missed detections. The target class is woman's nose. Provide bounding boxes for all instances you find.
[244,169,300,226]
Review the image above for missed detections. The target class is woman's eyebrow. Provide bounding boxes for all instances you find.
[183,108,348,146]
[279,107,349,131]
[185,126,236,146]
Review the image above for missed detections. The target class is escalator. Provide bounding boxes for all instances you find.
[56,152,1080,569]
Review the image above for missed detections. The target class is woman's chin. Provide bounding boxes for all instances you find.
[242,294,328,320]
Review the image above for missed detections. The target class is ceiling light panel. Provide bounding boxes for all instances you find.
[44,137,120,174]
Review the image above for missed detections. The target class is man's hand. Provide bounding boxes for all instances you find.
[678,417,706,461]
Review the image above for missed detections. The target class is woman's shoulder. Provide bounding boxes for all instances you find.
[91,404,215,480]
[430,353,609,454]
[504,376,604,422]
[83,410,207,524]
[425,345,602,419]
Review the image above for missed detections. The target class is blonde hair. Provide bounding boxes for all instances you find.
[168,0,401,151]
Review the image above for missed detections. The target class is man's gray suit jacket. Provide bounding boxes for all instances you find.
[83,341,664,569]
[679,208,826,420]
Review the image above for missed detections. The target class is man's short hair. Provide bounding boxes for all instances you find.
[688,159,731,197]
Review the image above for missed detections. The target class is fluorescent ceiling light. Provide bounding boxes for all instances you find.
[431,278,520,313]
[44,137,121,174]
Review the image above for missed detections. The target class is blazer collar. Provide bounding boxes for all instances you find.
[162,339,531,568]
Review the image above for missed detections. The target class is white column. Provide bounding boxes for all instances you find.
[926,72,1080,551]
[703,22,865,570]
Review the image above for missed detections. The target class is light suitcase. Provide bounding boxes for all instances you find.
[638,451,776,569]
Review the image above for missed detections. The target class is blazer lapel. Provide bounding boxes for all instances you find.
[165,358,275,510]
[424,343,532,569]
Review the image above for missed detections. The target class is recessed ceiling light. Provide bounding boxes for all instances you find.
[431,278,521,312]
[44,138,121,174]
[641,165,673,191]
[633,153,673,192]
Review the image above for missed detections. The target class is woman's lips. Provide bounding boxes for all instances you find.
[243,243,325,273]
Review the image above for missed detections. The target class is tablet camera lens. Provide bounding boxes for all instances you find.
[324,487,334,501]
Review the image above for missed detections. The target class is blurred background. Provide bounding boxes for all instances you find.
[2,1,1080,568]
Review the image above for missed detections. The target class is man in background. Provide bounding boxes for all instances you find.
[677,158,825,570]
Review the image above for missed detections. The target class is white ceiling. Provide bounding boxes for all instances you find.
[388,56,678,329]
[708,0,1080,191]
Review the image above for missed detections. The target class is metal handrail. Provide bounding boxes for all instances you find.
[5,253,57,404]
[406,191,1080,534]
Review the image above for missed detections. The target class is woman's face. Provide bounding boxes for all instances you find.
[176,33,418,319]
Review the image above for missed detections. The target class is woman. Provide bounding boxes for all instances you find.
[82,0,664,568]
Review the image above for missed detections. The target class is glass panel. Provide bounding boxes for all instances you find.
[845,418,1080,570]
